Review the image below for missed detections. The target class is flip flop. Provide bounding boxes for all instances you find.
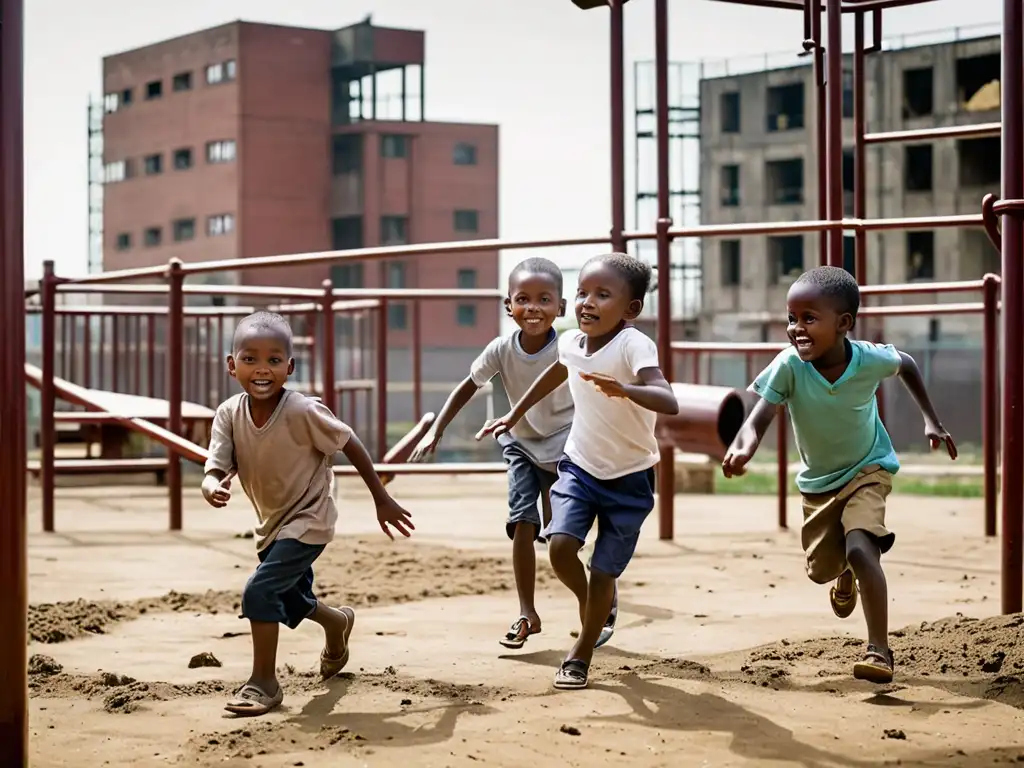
[320,606,355,680]
[224,683,283,716]
[499,616,539,649]
[830,570,859,619]
[553,659,590,690]
[853,644,895,684]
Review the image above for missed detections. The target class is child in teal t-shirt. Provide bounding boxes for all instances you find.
[723,266,956,685]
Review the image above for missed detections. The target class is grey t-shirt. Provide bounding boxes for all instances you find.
[204,389,352,551]
[470,330,574,467]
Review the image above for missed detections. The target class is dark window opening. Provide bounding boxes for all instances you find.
[453,143,478,165]
[332,216,363,250]
[769,235,804,283]
[956,53,1001,111]
[144,153,162,176]
[842,69,854,119]
[116,233,132,251]
[381,134,409,158]
[907,231,935,281]
[145,80,162,100]
[173,148,193,170]
[842,150,854,193]
[144,227,161,247]
[766,158,804,205]
[457,268,477,289]
[454,209,479,233]
[332,134,362,174]
[721,92,740,133]
[330,263,364,289]
[457,305,477,327]
[766,82,804,132]
[388,304,408,330]
[720,164,740,207]
[381,216,409,246]
[173,218,196,242]
[905,144,934,191]
[843,235,856,278]
[172,72,192,92]
[903,67,934,118]
[121,88,133,106]
[721,240,741,287]
[958,136,1001,187]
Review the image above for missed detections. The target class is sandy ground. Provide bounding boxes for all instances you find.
[24,475,1024,767]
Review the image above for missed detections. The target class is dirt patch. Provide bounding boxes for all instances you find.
[29,537,552,645]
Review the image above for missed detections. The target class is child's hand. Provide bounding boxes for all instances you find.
[721,448,754,478]
[925,420,957,460]
[410,429,442,463]
[476,413,518,441]
[375,497,414,540]
[579,371,629,398]
[201,471,236,508]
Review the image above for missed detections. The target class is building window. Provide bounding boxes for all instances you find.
[388,304,408,330]
[381,216,409,246]
[457,268,477,289]
[903,67,934,118]
[958,137,1000,187]
[720,164,740,207]
[332,134,362,174]
[103,160,132,184]
[330,264,364,288]
[145,80,162,100]
[956,53,1000,111]
[172,72,192,92]
[121,88,133,106]
[766,158,804,205]
[842,69,854,119]
[144,153,163,176]
[173,148,193,170]
[206,59,236,85]
[453,142,478,165]
[457,304,477,327]
[721,240,740,286]
[907,231,935,281]
[173,218,196,242]
[454,209,479,233]
[385,261,407,289]
[721,92,740,133]
[905,144,934,191]
[144,226,162,247]
[207,213,234,236]
[766,82,804,132]
[769,235,804,283]
[843,235,856,278]
[206,139,237,164]
[381,134,409,158]
[115,233,132,251]
[332,216,363,250]
[103,93,120,113]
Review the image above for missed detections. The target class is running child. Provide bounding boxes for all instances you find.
[477,253,679,690]
[202,311,414,716]
[722,266,956,684]
[411,257,618,649]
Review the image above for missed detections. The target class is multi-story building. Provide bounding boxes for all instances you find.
[98,18,501,429]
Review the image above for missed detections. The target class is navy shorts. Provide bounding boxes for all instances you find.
[241,538,325,629]
[544,457,655,578]
[502,442,557,540]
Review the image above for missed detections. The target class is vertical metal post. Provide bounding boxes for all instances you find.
[0,0,28,758]
[777,407,788,528]
[111,313,120,391]
[82,311,92,388]
[1000,0,1024,614]
[825,0,844,268]
[147,314,156,399]
[40,261,56,533]
[321,280,336,415]
[853,13,868,283]
[377,300,389,460]
[217,313,226,403]
[811,0,827,265]
[411,300,423,421]
[609,0,626,253]
[133,315,142,395]
[167,259,184,532]
[983,273,999,538]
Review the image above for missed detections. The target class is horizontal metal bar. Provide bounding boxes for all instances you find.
[859,279,992,296]
[671,341,787,354]
[864,122,1001,145]
[27,305,257,317]
[860,301,987,316]
[55,283,324,300]
[329,288,505,300]
[333,462,508,476]
[841,0,939,11]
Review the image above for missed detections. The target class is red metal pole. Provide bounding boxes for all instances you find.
[777,407,788,528]
[167,259,184,532]
[411,300,422,421]
[98,314,106,389]
[377,300,389,460]
[82,311,92,388]
[320,280,336,415]
[0,0,28,757]
[811,0,827,265]
[853,13,868,284]
[217,313,226,403]
[825,0,844,268]
[609,0,626,253]
[40,261,56,533]
[111,313,120,391]
[1000,0,1024,614]
[205,316,213,405]
[147,314,156,399]
[654,0,674,542]
[983,273,999,537]
[133,314,142,395]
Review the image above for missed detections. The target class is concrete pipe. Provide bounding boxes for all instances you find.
[655,383,747,461]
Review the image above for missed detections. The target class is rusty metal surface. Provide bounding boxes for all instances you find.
[655,384,747,461]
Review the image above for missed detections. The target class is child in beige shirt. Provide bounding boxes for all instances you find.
[203,311,413,716]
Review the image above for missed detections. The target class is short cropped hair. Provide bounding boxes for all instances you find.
[793,266,861,321]
[585,252,653,301]
[232,311,294,355]
[508,256,563,295]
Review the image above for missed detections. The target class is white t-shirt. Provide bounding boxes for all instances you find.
[558,327,662,480]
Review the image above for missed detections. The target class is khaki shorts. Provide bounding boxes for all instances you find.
[800,465,895,584]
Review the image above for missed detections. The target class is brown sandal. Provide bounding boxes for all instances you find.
[320,606,355,680]
[853,644,894,684]
[499,616,539,649]
[830,570,858,619]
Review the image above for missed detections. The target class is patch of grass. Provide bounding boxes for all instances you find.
[715,471,984,498]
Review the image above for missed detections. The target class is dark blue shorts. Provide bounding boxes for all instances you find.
[502,442,557,540]
[544,457,655,578]
[241,538,325,629]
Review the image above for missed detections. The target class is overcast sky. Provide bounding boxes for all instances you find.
[23,0,1003,282]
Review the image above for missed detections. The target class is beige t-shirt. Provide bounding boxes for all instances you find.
[204,390,352,551]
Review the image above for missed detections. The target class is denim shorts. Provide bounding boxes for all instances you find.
[241,538,325,629]
[543,457,655,578]
[502,442,557,540]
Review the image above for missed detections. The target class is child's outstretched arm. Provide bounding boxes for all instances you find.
[722,397,778,477]
[579,367,679,414]
[896,350,957,459]
[342,433,415,540]
[476,360,568,440]
[411,376,479,461]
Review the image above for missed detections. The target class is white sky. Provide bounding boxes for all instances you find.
[23,0,1003,282]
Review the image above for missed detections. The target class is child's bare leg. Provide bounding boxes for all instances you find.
[247,620,281,694]
[512,522,541,628]
[567,568,616,666]
[548,533,589,624]
[540,488,553,530]
[846,530,892,681]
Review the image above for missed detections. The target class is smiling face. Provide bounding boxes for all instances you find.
[505,269,564,337]
[786,281,853,363]
[228,330,294,401]
[574,260,643,339]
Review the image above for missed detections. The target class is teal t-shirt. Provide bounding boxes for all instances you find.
[749,339,901,494]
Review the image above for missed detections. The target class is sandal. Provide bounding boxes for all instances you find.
[320,606,355,680]
[224,683,284,716]
[830,570,859,619]
[553,659,590,690]
[853,644,895,684]
[595,582,619,649]
[499,616,539,649]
